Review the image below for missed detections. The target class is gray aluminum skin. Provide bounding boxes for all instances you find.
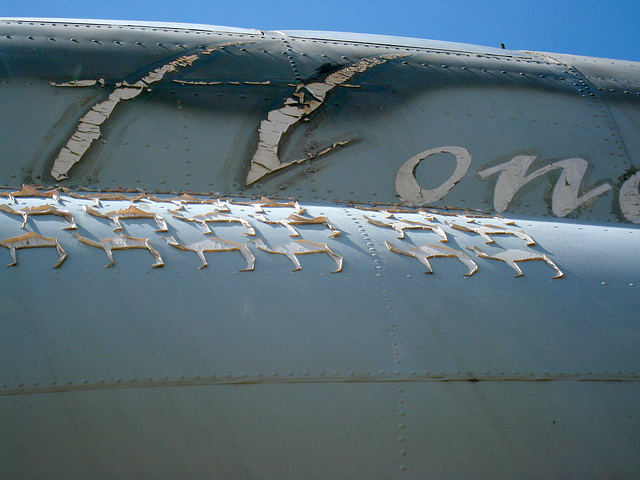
[0,18,639,479]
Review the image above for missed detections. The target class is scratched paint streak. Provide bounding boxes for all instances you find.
[246,54,410,185]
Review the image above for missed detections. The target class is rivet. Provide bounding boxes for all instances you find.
[193,374,200,380]
[49,380,56,386]
[399,449,407,456]
[287,371,294,377]
[302,370,309,376]
[0,383,6,389]
[318,370,325,376]
[31,381,38,387]
[225,373,232,378]
[399,465,407,471]
[177,374,185,380]
[17,382,24,388]
[128,377,136,383]
[398,436,406,442]
[98,378,105,384]
[348,370,355,376]
[114,377,121,383]
[161,375,169,381]
[398,410,405,417]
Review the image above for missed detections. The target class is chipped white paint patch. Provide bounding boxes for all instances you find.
[246,54,410,185]
[171,210,255,236]
[445,221,535,246]
[50,79,101,87]
[253,212,341,238]
[252,238,343,273]
[363,214,447,242]
[620,171,640,224]
[0,232,67,268]
[163,235,255,271]
[84,205,168,233]
[395,146,472,205]
[386,240,477,276]
[0,204,76,230]
[468,245,563,279]
[74,232,164,268]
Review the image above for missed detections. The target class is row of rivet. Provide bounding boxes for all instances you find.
[344,207,409,472]
[2,370,638,391]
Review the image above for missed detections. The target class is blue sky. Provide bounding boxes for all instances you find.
[2,0,639,61]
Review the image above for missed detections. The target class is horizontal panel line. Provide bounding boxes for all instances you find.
[1,374,638,397]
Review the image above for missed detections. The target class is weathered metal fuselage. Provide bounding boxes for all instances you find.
[0,19,639,479]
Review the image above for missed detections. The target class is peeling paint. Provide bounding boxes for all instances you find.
[74,232,164,268]
[252,238,343,273]
[253,213,340,238]
[229,197,305,214]
[386,241,477,276]
[0,232,67,268]
[396,146,472,205]
[50,79,101,87]
[445,222,535,246]
[163,235,255,271]
[246,54,410,185]
[84,205,168,232]
[620,171,640,224]
[468,245,563,278]
[69,192,147,205]
[363,214,447,242]
[50,47,220,180]
[171,210,255,236]
[173,80,221,86]
[147,194,228,211]
[5,185,62,202]
[0,204,76,230]
[478,156,612,217]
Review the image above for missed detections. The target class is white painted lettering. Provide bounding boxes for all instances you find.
[395,146,471,204]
